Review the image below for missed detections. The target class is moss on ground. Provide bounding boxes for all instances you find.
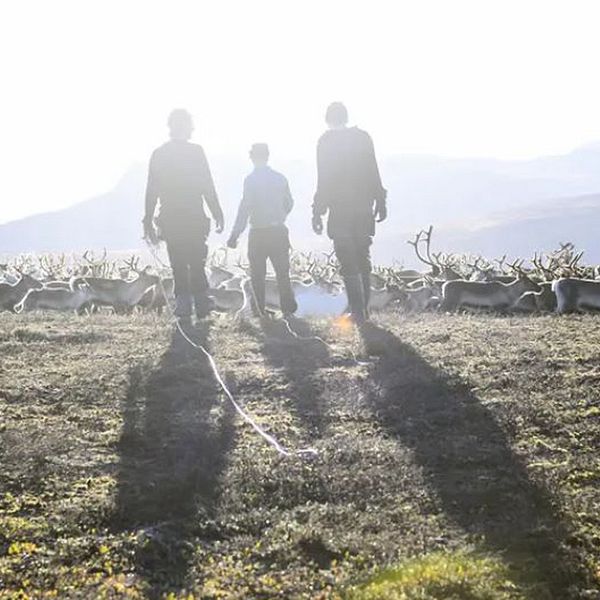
[0,311,599,598]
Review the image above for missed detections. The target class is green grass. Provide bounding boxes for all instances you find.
[347,551,524,599]
[0,311,599,598]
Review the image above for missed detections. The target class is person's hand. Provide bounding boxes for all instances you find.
[312,214,324,235]
[214,216,225,234]
[374,202,387,223]
[227,236,238,249]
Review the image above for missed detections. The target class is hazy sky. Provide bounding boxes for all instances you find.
[2,0,600,224]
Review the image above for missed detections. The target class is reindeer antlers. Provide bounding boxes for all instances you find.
[407,226,437,269]
[82,248,113,278]
[122,254,141,274]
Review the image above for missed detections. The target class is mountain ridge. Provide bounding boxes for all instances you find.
[2,145,600,263]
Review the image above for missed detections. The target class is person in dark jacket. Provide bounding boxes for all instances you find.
[227,143,297,316]
[312,102,387,324]
[143,109,224,324]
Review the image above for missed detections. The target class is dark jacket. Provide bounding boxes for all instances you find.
[144,140,223,239]
[312,127,387,239]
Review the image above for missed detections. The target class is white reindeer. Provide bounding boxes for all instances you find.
[441,272,540,311]
[15,286,94,314]
[236,277,344,317]
[71,267,159,313]
[553,278,600,314]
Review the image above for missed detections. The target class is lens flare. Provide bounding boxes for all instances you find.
[334,313,353,334]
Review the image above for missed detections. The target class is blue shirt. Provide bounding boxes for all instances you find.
[230,166,294,239]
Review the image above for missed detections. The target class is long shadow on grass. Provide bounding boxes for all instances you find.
[111,324,235,595]
[245,315,330,438]
[361,322,588,596]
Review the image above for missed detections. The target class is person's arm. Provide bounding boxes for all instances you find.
[283,176,294,215]
[143,151,159,242]
[227,180,251,247]
[365,133,388,222]
[311,138,328,234]
[198,147,225,232]
[312,138,329,218]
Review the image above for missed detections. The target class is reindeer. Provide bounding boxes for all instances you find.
[513,282,557,313]
[0,273,44,311]
[15,285,95,314]
[82,249,114,278]
[367,284,406,311]
[241,274,344,316]
[0,264,19,285]
[401,284,440,312]
[407,226,463,280]
[138,277,175,314]
[208,287,247,313]
[553,278,600,314]
[37,253,69,282]
[532,244,585,280]
[369,271,387,290]
[219,276,245,291]
[71,258,159,313]
[208,266,235,288]
[441,261,540,311]
[43,280,73,290]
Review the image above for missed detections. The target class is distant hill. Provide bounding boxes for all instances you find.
[413,193,600,264]
[1,144,600,264]
[0,167,146,255]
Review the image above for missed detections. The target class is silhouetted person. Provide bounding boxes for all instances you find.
[143,109,224,325]
[227,143,297,316]
[312,102,387,323]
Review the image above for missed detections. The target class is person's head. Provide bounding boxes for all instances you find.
[325,102,348,129]
[168,108,194,140]
[249,143,269,167]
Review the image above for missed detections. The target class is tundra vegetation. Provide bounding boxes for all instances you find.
[1,232,600,598]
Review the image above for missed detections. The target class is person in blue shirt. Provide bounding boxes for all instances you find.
[227,143,297,316]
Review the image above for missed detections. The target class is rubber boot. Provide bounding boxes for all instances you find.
[194,294,215,320]
[361,273,371,320]
[343,275,367,325]
[174,293,193,319]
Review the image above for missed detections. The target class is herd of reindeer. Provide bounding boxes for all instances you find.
[1,227,600,318]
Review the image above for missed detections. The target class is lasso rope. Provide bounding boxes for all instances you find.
[146,241,318,458]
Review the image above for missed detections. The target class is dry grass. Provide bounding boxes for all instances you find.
[0,310,599,598]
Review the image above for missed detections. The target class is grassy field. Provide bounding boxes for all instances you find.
[0,310,599,598]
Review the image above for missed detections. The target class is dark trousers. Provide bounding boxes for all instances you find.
[248,226,297,314]
[333,234,373,306]
[165,233,209,317]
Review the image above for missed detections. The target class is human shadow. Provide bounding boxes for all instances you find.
[111,324,235,595]
[360,322,589,596]
[245,315,330,438]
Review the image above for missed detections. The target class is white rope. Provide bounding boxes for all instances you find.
[145,241,318,458]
